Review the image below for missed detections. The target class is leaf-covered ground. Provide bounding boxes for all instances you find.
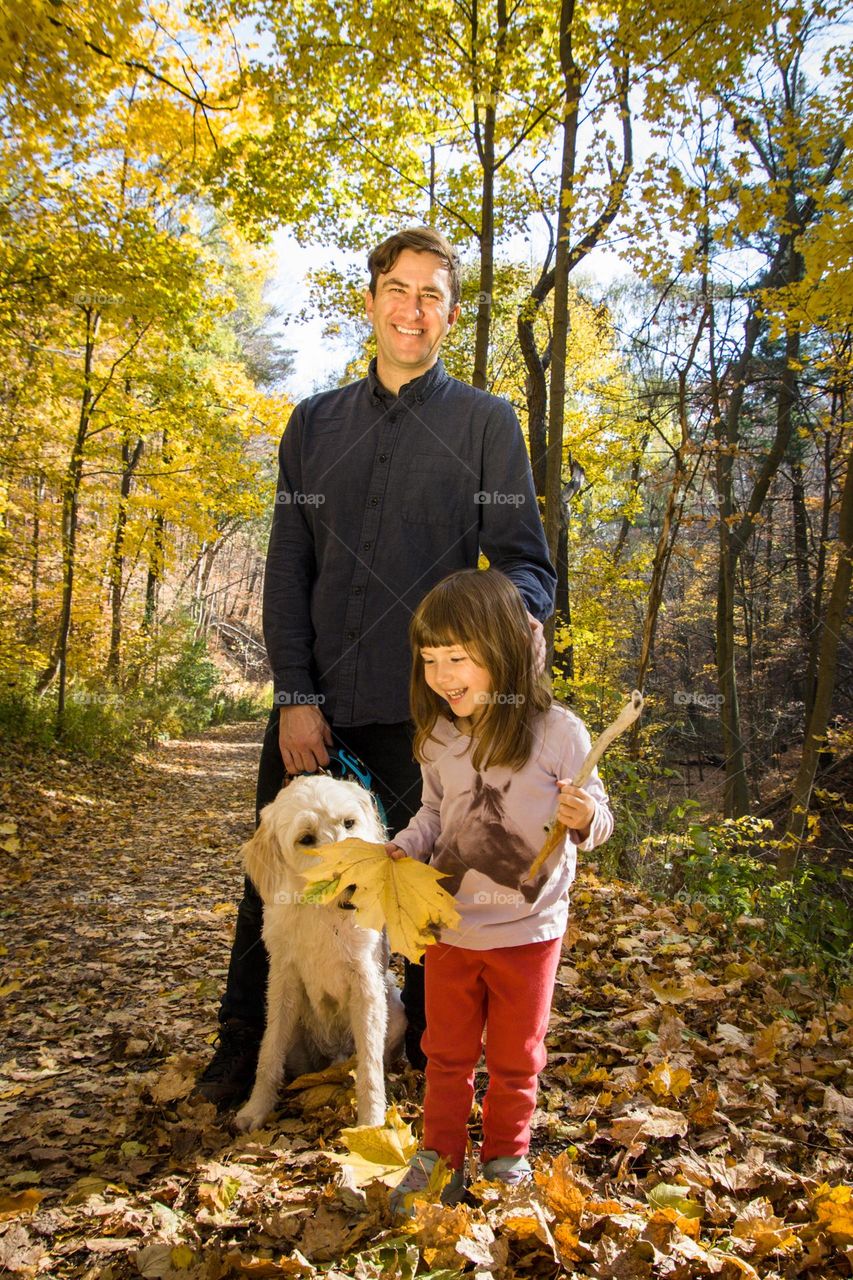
[0,724,851,1279]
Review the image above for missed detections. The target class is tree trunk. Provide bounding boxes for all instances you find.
[543,0,580,663]
[805,416,839,724]
[780,441,853,875]
[519,325,550,495]
[472,135,494,391]
[107,434,144,680]
[143,428,168,633]
[790,452,815,675]
[612,445,646,567]
[715,525,750,815]
[635,308,707,703]
[28,471,44,641]
[36,308,99,736]
[517,251,554,495]
[471,0,506,391]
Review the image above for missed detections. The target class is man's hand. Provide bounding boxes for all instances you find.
[556,781,595,841]
[278,704,333,775]
[527,612,546,676]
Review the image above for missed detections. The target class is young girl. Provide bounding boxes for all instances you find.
[387,568,613,1208]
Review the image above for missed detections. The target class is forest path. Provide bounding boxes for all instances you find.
[0,725,850,1278]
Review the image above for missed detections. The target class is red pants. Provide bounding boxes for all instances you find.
[422,937,563,1169]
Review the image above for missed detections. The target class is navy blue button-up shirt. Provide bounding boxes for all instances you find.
[263,358,556,726]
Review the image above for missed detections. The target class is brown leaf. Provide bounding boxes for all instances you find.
[649,974,722,1003]
[731,1197,799,1258]
[823,1085,853,1129]
[608,1104,688,1146]
[751,1020,790,1062]
[224,1252,314,1277]
[0,1224,47,1271]
[689,1083,720,1128]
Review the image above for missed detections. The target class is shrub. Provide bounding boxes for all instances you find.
[0,619,264,761]
[664,816,852,987]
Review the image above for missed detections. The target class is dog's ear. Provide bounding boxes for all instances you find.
[241,807,282,905]
[360,788,387,841]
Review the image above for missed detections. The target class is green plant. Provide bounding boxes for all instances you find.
[0,618,264,761]
[669,816,852,987]
[210,682,271,724]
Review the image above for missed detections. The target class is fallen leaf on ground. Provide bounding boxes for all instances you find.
[331,1105,417,1187]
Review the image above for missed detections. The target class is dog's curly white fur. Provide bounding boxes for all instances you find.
[234,775,406,1132]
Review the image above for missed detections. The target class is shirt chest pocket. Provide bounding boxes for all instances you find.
[401,453,477,526]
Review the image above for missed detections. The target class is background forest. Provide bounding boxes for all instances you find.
[1,0,850,977]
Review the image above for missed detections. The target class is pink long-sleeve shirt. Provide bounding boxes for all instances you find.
[393,704,614,950]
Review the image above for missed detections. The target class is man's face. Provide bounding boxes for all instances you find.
[364,248,460,388]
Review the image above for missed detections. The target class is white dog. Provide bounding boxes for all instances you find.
[234,774,406,1132]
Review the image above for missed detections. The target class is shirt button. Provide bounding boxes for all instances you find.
[363,541,371,551]
[347,630,357,640]
[378,453,388,463]
[369,496,379,506]
[352,585,363,595]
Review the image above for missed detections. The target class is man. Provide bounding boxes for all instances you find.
[197,227,556,1107]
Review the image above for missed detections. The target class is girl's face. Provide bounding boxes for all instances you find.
[420,643,493,723]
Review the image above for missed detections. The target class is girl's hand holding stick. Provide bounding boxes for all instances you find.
[524,690,644,882]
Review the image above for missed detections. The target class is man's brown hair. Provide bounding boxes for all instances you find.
[367,227,462,309]
[409,569,552,772]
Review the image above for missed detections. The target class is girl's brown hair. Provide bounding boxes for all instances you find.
[409,569,551,771]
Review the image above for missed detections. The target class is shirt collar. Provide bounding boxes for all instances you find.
[367,357,448,405]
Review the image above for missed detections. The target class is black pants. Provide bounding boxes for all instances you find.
[219,711,426,1044]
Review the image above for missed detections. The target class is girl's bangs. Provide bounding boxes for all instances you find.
[411,591,480,652]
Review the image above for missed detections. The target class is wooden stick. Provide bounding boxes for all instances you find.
[524,690,644,882]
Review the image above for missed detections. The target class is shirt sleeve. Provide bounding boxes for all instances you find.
[262,406,319,706]
[391,758,444,861]
[557,715,615,853]
[479,399,557,622]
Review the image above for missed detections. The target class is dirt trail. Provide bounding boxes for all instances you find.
[0,726,260,1185]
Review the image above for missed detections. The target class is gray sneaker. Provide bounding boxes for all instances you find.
[390,1149,466,1217]
[481,1155,532,1186]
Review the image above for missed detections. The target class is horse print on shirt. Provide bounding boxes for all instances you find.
[432,772,548,902]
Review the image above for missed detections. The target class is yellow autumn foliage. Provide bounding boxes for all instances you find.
[302,838,460,961]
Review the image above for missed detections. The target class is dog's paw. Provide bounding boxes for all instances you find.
[234,1103,268,1133]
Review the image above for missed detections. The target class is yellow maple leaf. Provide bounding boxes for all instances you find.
[197,1176,241,1216]
[302,838,460,961]
[294,1081,354,1114]
[646,1061,692,1099]
[0,1189,45,1221]
[535,1151,586,1223]
[329,1105,418,1188]
[285,1055,356,1113]
[554,1221,585,1263]
[811,1183,853,1246]
[414,1201,475,1267]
